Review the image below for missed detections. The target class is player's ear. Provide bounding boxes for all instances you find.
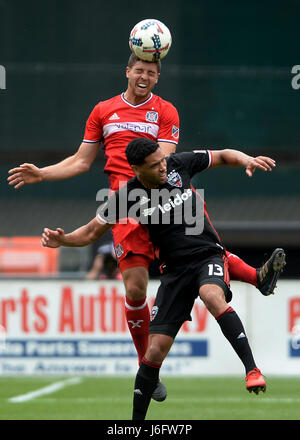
[125,66,130,78]
[155,73,160,83]
[131,164,137,174]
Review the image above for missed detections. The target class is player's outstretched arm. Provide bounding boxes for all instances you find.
[41,218,112,248]
[7,142,100,189]
[211,149,276,177]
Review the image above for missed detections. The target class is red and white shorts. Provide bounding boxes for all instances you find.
[108,173,156,272]
[112,222,155,272]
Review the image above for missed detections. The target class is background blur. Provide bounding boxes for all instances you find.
[0,0,299,277]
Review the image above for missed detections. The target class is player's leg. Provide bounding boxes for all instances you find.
[120,255,168,402]
[226,251,257,286]
[226,248,286,295]
[198,255,266,394]
[199,283,265,393]
[112,224,155,364]
[132,334,174,420]
[120,256,150,365]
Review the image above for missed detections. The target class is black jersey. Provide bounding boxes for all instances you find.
[98,151,225,265]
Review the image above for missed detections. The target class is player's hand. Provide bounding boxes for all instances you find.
[41,228,65,248]
[7,163,43,189]
[245,156,276,177]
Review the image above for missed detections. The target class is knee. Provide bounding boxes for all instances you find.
[199,284,226,316]
[145,334,173,364]
[123,267,148,301]
[147,341,167,364]
[125,282,147,301]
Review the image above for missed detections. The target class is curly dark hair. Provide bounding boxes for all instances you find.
[125,138,159,165]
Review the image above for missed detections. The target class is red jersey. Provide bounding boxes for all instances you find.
[83,93,180,189]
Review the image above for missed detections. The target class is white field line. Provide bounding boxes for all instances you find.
[36,396,300,404]
[8,377,82,403]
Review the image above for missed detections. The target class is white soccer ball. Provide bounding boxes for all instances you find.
[129,19,172,62]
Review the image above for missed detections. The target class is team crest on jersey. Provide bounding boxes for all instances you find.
[115,244,124,259]
[150,306,159,322]
[171,125,179,139]
[145,111,159,123]
[167,170,182,188]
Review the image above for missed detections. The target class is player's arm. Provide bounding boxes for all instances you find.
[158,141,176,157]
[41,217,112,249]
[211,149,276,177]
[157,101,179,157]
[7,141,100,189]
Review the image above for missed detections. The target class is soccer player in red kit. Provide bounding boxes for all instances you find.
[8,54,286,400]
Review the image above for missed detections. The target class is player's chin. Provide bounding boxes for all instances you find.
[136,85,150,96]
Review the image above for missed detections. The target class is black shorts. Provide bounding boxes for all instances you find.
[149,252,232,339]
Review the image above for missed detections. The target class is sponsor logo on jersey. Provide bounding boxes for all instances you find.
[167,170,182,187]
[141,189,193,217]
[103,122,159,138]
[171,125,179,139]
[145,111,159,123]
[158,189,192,214]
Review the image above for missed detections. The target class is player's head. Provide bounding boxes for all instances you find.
[127,53,161,74]
[126,138,159,165]
[125,54,160,101]
[126,138,167,187]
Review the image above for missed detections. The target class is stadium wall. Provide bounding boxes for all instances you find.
[0,279,299,376]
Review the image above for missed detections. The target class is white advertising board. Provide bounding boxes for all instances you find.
[0,279,299,376]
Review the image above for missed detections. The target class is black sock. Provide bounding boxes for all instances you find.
[216,307,257,374]
[132,357,161,420]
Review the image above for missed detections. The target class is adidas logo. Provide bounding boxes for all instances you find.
[109,112,120,120]
[237,332,246,339]
[140,196,150,206]
[134,389,143,396]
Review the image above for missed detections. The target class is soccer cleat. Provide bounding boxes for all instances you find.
[245,368,266,394]
[256,248,286,295]
[151,379,167,402]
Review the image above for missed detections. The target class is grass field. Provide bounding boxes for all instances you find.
[0,376,299,420]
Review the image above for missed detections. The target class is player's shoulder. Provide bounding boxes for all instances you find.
[166,152,189,168]
[167,151,210,170]
[94,94,121,109]
[152,94,178,112]
[167,151,195,164]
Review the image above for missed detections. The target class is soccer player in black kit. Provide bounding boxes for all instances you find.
[41,138,286,420]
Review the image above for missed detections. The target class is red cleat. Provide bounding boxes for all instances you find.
[245,368,266,394]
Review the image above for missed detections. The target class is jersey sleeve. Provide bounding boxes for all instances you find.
[175,150,213,177]
[157,102,180,145]
[83,103,103,143]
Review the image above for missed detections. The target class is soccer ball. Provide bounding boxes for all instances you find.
[129,19,172,62]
